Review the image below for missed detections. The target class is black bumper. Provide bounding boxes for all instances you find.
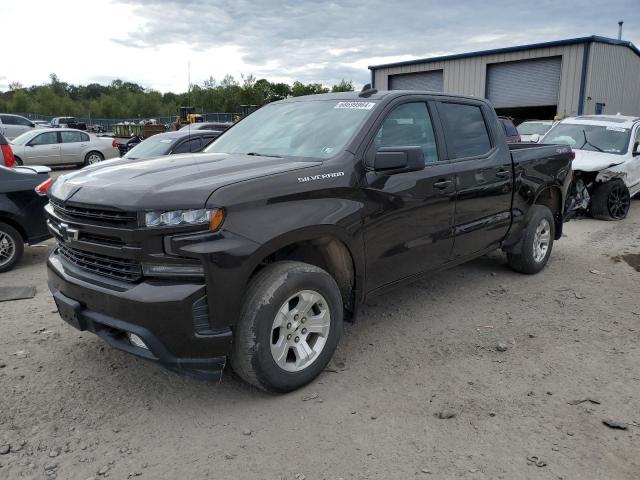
[47,252,233,380]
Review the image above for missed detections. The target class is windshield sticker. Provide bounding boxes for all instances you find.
[606,126,627,132]
[298,172,345,183]
[334,102,375,110]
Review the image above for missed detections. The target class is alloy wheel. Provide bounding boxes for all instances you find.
[270,290,331,372]
[533,218,551,263]
[0,231,16,267]
[607,185,630,219]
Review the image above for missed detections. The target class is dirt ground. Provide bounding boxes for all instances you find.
[1,199,639,480]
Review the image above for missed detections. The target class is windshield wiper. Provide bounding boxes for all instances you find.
[245,152,282,158]
[580,129,603,152]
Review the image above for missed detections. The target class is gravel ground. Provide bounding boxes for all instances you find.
[1,197,639,480]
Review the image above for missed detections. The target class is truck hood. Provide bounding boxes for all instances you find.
[50,152,320,210]
[571,149,626,172]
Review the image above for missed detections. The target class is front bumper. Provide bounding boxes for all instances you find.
[47,251,233,379]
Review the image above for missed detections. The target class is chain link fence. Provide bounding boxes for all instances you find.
[14,112,238,132]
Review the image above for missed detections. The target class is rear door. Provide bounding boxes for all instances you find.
[361,99,456,292]
[60,131,87,163]
[25,132,61,165]
[434,100,513,259]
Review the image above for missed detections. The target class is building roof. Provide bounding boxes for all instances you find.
[369,35,640,70]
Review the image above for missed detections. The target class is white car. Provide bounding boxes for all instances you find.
[542,114,640,220]
[517,120,556,142]
[0,114,42,140]
[10,128,119,167]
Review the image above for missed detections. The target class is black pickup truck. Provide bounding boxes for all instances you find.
[45,89,573,392]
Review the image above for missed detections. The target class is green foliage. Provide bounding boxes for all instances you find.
[0,74,356,118]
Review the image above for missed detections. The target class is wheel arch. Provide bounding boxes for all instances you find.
[245,226,364,321]
[532,185,563,239]
[0,214,27,242]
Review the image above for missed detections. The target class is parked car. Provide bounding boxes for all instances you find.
[517,120,556,142]
[122,130,222,160]
[10,129,119,166]
[0,147,52,272]
[498,116,521,142]
[179,122,233,132]
[542,114,640,220]
[50,117,87,131]
[0,114,41,140]
[46,90,573,392]
[0,132,16,168]
[113,136,143,157]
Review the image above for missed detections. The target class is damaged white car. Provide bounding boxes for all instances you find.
[542,115,640,220]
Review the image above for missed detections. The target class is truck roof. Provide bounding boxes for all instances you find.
[279,90,488,104]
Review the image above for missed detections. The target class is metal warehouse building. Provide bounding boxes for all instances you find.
[369,36,640,121]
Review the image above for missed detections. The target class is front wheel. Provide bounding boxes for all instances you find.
[507,205,555,274]
[83,151,104,166]
[231,261,343,393]
[590,179,630,220]
[0,222,24,273]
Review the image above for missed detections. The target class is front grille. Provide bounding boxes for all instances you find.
[50,199,138,225]
[57,243,142,282]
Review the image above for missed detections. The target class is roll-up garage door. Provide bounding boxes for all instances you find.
[486,57,561,108]
[389,70,444,91]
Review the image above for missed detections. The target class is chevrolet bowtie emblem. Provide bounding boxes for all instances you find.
[59,222,80,242]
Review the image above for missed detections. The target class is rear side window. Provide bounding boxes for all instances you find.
[61,131,83,143]
[373,102,439,162]
[438,102,492,159]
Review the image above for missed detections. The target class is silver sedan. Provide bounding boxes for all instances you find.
[10,129,119,166]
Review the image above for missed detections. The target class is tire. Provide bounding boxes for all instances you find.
[0,222,24,273]
[84,151,104,166]
[231,261,343,393]
[590,179,631,220]
[507,205,555,275]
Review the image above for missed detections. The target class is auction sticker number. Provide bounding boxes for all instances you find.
[334,102,376,110]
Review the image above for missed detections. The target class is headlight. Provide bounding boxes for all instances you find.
[143,208,224,230]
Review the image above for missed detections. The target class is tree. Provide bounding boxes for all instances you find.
[331,79,354,92]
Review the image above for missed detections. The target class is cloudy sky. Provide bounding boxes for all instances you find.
[2,0,639,92]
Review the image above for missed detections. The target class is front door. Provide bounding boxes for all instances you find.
[26,131,61,164]
[435,100,513,258]
[362,100,456,292]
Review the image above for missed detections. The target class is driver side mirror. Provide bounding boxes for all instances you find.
[633,142,640,156]
[374,146,425,174]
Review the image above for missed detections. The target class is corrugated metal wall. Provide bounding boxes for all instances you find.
[372,44,585,116]
[584,43,640,116]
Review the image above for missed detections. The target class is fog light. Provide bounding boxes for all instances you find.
[127,333,148,350]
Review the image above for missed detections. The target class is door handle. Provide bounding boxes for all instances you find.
[496,170,511,178]
[433,179,453,189]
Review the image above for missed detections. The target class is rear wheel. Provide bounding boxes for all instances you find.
[84,151,104,166]
[231,261,343,393]
[507,205,555,274]
[590,179,630,220]
[0,222,24,273]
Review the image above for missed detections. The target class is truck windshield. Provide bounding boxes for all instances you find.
[204,100,376,159]
[517,122,552,135]
[543,123,631,155]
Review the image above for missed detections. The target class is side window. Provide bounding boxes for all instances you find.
[373,102,438,162]
[14,116,33,127]
[1,115,17,125]
[173,137,202,154]
[80,133,90,142]
[438,102,492,159]
[30,132,59,146]
[61,131,83,143]
[500,119,518,137]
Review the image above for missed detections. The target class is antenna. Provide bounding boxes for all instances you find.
[188,61,192,150]
[359,83,378,98]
